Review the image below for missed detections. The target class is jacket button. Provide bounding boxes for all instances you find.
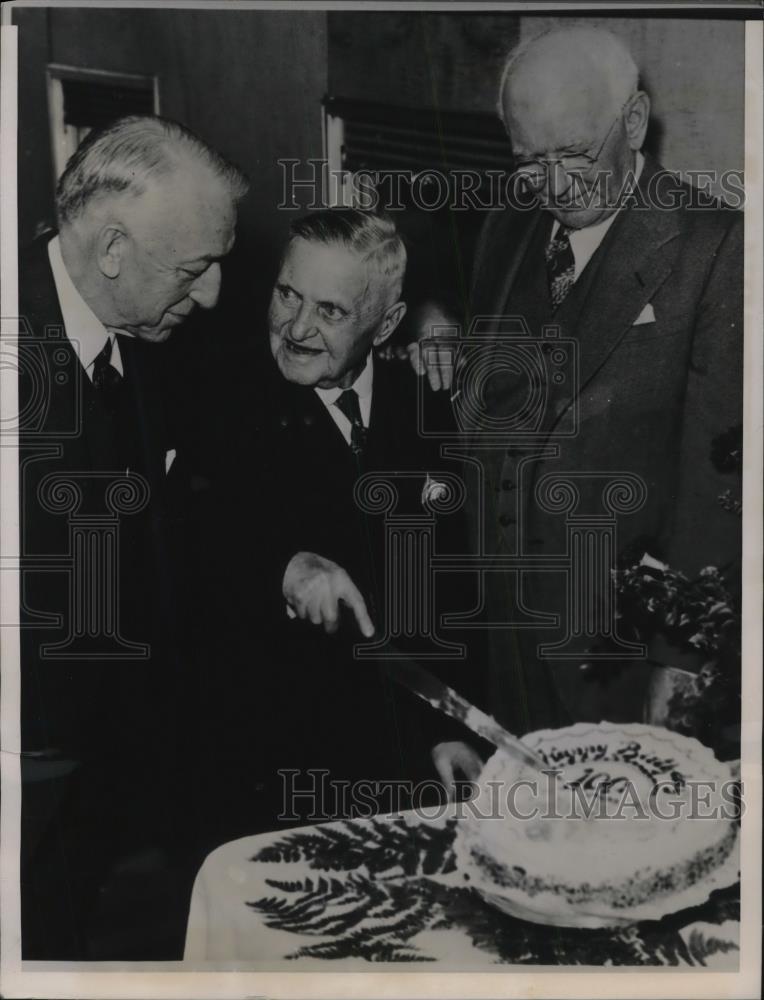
[499,514,515,527]
[501,479,515,491]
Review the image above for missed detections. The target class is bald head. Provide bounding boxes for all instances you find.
[499,27,649,228]
[500,27,638,127]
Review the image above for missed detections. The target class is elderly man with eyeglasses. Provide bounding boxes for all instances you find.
[410,25,743,740]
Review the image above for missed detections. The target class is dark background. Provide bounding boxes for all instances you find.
[12,2,747,600]
[14,7,745,304]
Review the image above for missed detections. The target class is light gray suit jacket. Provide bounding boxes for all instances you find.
[463,156,743,731]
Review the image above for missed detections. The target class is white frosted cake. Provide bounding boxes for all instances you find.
[454,723,739,926]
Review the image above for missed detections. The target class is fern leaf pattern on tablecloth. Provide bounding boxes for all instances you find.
[246,816,740,964]
[252,817,456,877]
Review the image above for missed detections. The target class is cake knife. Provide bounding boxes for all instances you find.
[378,646,549,772]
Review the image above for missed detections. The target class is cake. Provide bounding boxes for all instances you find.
[454,723,739,926]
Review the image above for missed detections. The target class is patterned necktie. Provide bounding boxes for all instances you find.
[335,388,366,457]
[92,336,122,393]
[545,226,576,310]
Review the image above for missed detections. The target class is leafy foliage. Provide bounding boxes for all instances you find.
[612,554,740,750]
[613,560,738,659]
[686,927,740,966]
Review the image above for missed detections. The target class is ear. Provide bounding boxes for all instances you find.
[624,91,650,151]
[95,225,127,279]
[372,301,407,348]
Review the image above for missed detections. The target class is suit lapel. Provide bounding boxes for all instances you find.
[548,159,683,433]
[576,205,681,388]
[365,357,390,464]
[462,210,546,454]
[276,375,354,470]
[119,337,169,489]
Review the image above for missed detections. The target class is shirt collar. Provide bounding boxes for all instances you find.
[314,352,374,406]
[47,235,122,375]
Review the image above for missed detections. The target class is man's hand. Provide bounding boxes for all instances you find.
[407,300,458,392]
[431,740,484,799]
[283,552,375,637]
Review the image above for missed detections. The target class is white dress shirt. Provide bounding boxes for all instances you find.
[551,151,645,281]
[314,352,373,446]
[48,235,124,379]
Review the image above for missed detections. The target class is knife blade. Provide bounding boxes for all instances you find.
[377,645,548,772]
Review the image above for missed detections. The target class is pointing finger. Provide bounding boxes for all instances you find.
[337,577,375,638]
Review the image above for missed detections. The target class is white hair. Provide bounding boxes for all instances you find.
[56,114,249,225]
[289,209,407,306]
[497,26,640,120]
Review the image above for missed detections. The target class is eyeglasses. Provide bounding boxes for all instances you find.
[513,103,628,191]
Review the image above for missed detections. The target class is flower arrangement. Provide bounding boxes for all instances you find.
[605,424,743,751]
[613,554,738,659]
[612,553,740,749]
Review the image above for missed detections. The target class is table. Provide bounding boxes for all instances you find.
[183,806,739,968]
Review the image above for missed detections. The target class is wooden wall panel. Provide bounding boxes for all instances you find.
[15,8,328,268]
[328,12,521,114]
[13,7,55,245]
[150,11,327,253]
[49,7,161,76]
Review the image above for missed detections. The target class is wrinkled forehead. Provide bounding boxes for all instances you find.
[280,237,377,306]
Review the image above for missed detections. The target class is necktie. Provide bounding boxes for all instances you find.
[545,226,576,310]
[92,336,122,393]
[335,388,366,457]
[87,336,127,470]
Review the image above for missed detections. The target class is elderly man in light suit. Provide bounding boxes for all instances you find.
[413,26,743,736]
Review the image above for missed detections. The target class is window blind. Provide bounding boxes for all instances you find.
[324,96,512,175]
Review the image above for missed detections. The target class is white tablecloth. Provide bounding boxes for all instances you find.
[183,807,739,968]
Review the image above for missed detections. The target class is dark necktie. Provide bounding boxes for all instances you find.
[92,336,122,396]
[335,388,366,457]
[545,226,576,310]
[87,335,128,470]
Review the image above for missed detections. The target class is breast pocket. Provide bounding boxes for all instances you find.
[619,294,693,347]
[620,320,683,347]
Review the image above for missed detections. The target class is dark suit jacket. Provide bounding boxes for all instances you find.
[465,156,743,731]
[18,236,193,958]
[191,353,488,847]
[264,357,457,604]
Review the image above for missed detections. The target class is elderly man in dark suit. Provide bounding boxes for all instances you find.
[196,210,488,851]
[412,26,743,736]
[18,115,247,958]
